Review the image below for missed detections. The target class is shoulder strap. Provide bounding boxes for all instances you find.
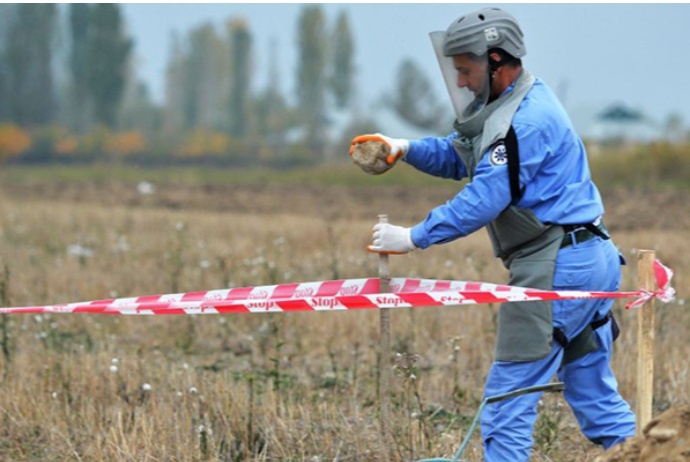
[505,125,523,205]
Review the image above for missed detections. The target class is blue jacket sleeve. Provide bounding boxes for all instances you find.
[410,124,548,249]
[403,133,467,180]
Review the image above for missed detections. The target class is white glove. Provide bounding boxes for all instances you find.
[349,133,410,166]
[368,223,416,255]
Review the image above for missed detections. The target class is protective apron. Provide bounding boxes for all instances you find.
[452,70,565,362]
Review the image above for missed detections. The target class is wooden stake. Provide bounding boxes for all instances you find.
[636,249,656,435]
[378,214,392,462]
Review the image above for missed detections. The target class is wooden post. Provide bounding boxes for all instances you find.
[636,249,656,435]
[378,214,392,462]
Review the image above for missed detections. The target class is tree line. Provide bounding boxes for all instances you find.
[0,4,453,166]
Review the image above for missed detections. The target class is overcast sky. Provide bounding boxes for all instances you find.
[122,3,690,133]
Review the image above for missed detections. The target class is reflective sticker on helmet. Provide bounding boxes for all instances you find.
[484,27,499,42]
[490,143,508,166]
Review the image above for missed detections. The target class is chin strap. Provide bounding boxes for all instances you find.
[487,54,507,97]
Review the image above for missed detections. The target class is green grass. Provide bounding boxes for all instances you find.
[590,142,690,191]
[0,162,459,189]
[3,141,690,192]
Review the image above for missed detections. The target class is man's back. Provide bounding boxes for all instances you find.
[512,77,604,226]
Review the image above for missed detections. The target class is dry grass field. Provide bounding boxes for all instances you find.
[0,165,687,461]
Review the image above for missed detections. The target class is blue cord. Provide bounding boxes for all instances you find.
[409,382,565,462]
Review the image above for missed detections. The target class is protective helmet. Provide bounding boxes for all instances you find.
[430,8,525,123]
[443,8,526,59]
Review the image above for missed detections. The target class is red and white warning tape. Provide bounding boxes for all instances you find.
[623,259,676,309]
[0,260,675,316]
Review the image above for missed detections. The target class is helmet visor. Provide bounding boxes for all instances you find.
[430,31,491,123]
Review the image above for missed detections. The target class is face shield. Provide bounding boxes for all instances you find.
[430,31,491,123]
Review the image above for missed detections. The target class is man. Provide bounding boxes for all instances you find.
[349,8,635,462]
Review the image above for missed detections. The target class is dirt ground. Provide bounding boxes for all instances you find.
[594,407,690,462]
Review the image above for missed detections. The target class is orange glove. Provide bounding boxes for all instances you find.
[349,133,410,166]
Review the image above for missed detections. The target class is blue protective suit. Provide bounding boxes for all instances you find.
[402,77,635,460]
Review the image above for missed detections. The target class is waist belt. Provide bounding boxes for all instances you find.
[560,222,610,249]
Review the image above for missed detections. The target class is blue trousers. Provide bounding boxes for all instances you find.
[481,237,636,462]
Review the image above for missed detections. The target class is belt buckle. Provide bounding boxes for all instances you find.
[567,226,586,247]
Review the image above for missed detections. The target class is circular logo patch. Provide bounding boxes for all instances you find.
[490,143,508,166]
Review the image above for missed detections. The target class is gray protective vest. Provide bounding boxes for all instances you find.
[452,70,565,361]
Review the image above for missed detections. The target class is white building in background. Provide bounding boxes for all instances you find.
[582,103,663,147]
